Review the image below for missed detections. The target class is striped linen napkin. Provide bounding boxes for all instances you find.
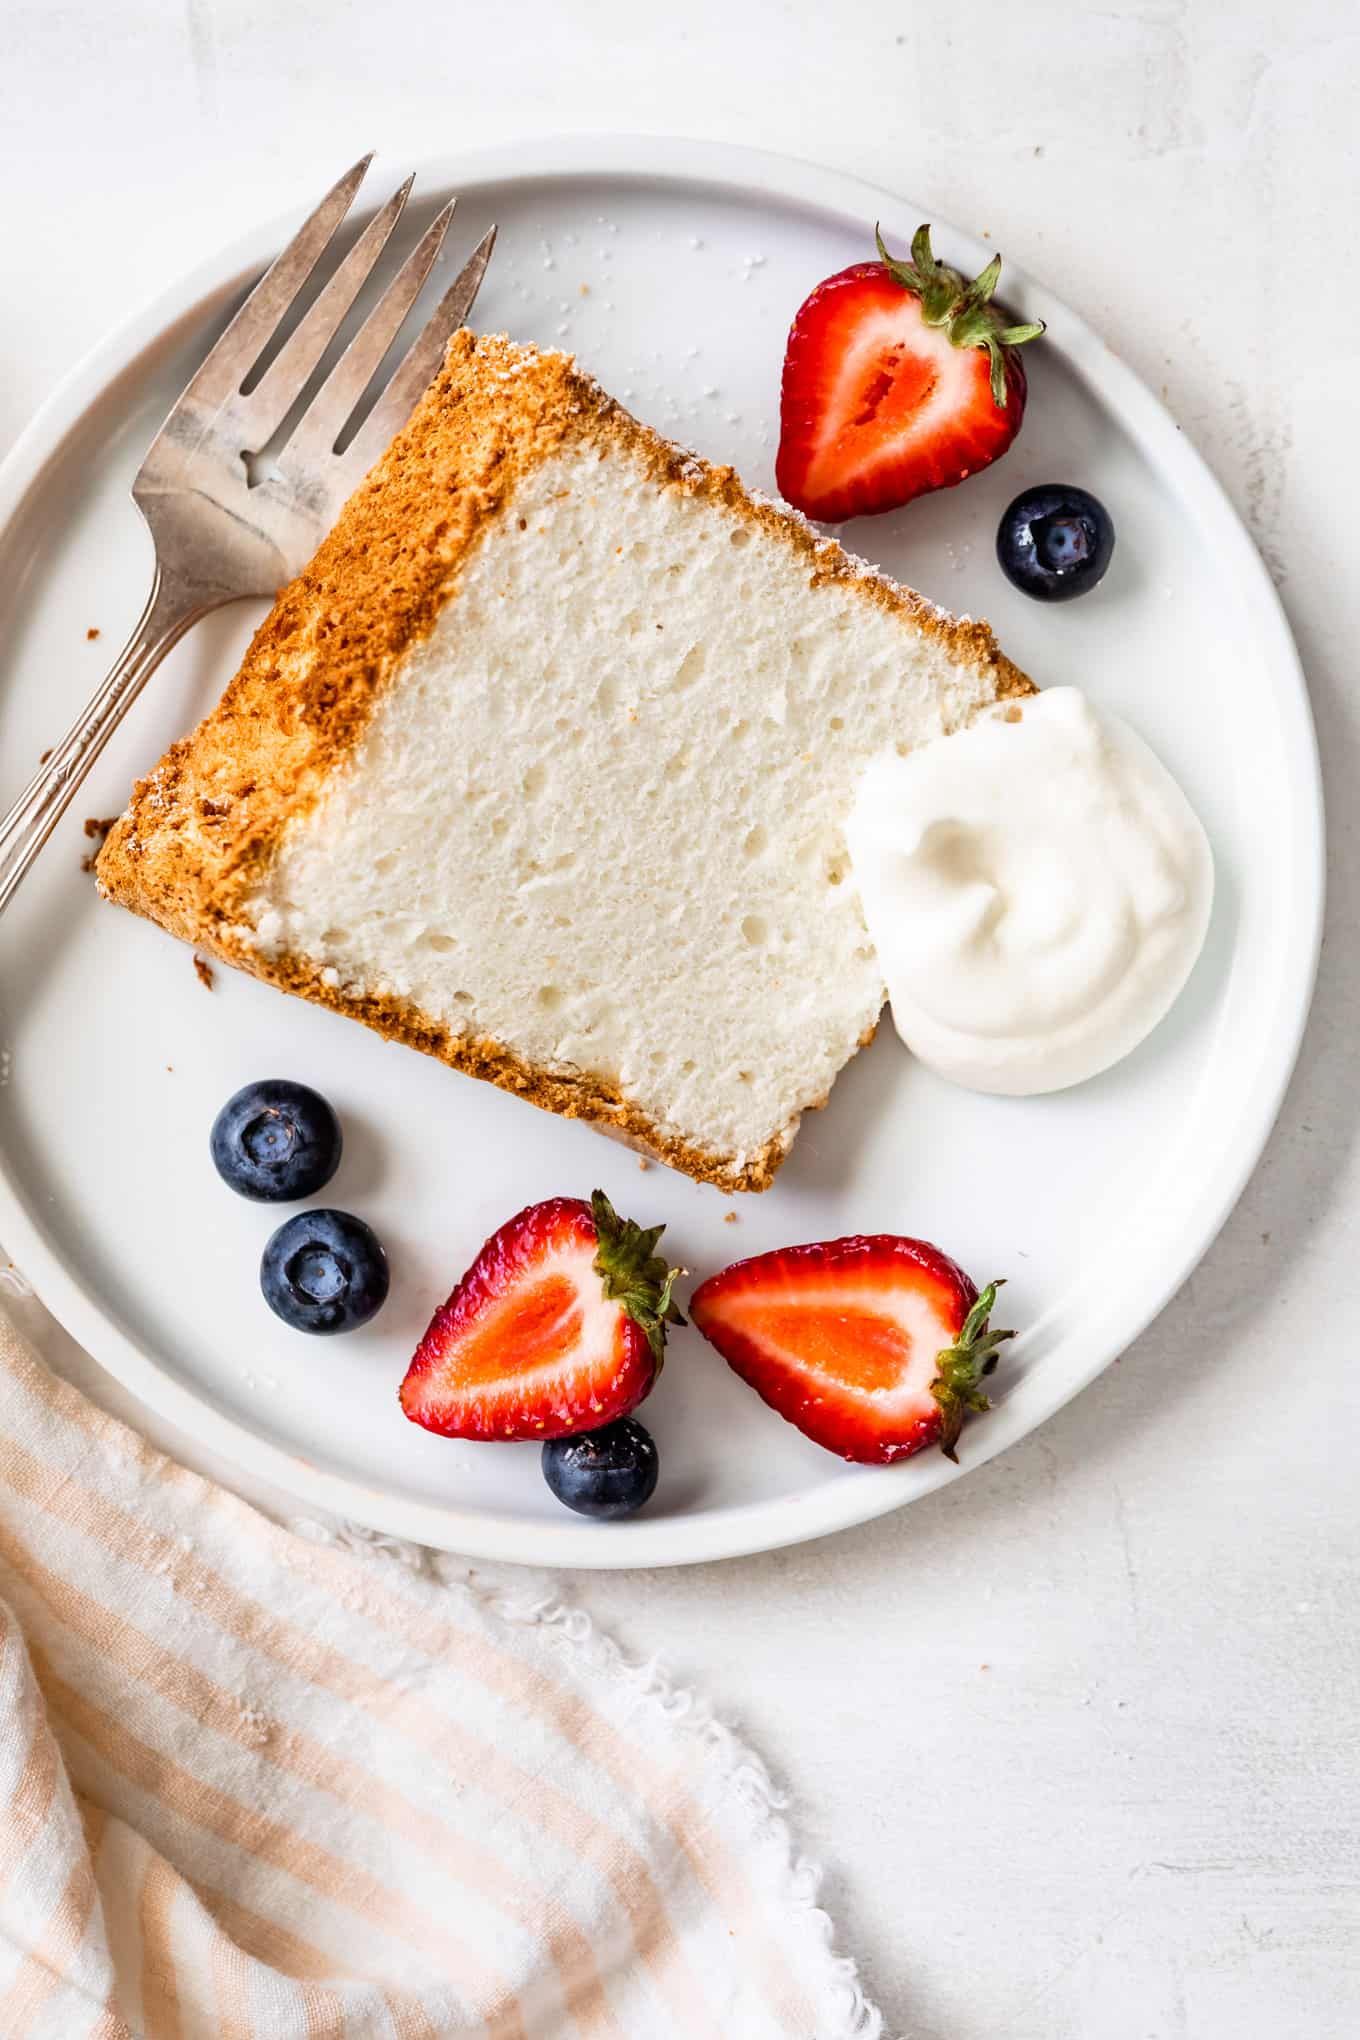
[0,1300,882,2039]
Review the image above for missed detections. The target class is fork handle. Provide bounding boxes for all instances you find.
[0,570,210,917]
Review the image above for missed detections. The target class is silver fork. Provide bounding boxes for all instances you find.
[0,156,495,914]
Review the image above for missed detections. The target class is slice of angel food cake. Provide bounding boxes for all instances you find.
[98,332,1034,1190]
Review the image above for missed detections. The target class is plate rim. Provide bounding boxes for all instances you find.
[0,133,1325,1568]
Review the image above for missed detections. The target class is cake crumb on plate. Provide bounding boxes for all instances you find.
[80,814,118,872]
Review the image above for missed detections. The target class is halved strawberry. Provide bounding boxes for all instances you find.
[399,1192,683,1442]
[690,1236,1013,1464]
[776,225,1044,522]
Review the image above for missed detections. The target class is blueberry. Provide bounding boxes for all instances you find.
[260,1209,389,1334]
[211,1080,342,1202]
[542,1418,659,1519]
[997,483,1115,602]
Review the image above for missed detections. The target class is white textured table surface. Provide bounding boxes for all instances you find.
[3,4,1359,2035]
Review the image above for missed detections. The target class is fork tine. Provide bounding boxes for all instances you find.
[343,225,497,475]
[176,156,373,416]
[241,174,415,445]
[277,198,459,476]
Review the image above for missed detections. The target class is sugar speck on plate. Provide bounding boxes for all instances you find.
[689,236,704,250]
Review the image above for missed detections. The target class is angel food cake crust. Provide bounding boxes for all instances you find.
[97,332,1033,1190]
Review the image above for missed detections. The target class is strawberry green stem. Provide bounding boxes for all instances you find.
[590,1190,685,1373]
[929,1279,1015,1462]
[874,225,1045,409]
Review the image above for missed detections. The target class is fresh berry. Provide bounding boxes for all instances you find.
[542,1418,660,1519]
[997,484,1115,602]
[211,1079,342,1202]
[690,1236,1013,1464]
[399,1191,683,1442]
[776,225,1044,522]
[261,1209,389,1334]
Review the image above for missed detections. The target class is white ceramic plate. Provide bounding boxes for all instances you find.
[0,137,1322,1567]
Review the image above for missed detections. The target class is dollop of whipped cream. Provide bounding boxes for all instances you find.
[845,687,1214,1095]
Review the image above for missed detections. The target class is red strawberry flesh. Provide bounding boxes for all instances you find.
[691,1235,1010,1464]
[400,1194,680,1443]
[776,229,1043,523]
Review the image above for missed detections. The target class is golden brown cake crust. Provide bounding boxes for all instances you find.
[205,939,804,1192]
[97,330,1034,1190]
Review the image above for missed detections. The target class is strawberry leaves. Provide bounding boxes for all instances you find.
[929,1279,1015,1462]
[874,223,1045,408]
[590,1189,685,1372]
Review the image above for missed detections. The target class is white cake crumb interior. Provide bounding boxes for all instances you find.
[245,440,1002,1171]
